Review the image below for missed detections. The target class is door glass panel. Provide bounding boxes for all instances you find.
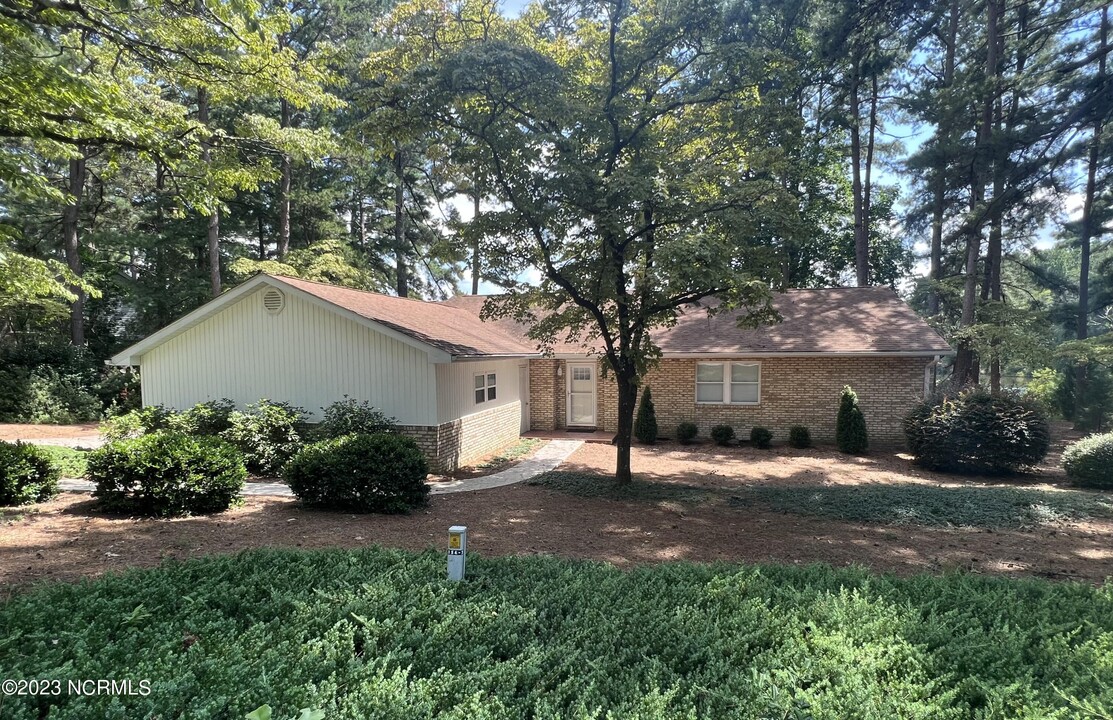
[570,394,593,424]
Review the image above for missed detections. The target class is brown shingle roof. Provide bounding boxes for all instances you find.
[281,276,950,357]
[442,287,952,356]
[271,276,533,356]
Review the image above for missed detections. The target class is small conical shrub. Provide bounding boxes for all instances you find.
[634,386,658,444]
[836,385,868,454]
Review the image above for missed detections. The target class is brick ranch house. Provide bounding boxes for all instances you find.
[110,273,953,471]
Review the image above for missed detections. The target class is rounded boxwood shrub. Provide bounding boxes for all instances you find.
[311,396,397,441]
[284,433,429,513]
[750,426,773,449]
[223,399,306,475]
[0,441,60,506]
[710,425,735,446]
[676,422,698,444]
[836,385,869,454]
[788,425,811,449]
[634,387,659,444]
[903,388,1051,474]
[87,432,246,517]
[1063,433,1113,488]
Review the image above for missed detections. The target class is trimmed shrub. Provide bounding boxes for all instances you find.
[174,399,236,436]
[903,388,1051,474]
[750,426,773,449]
[223,400,306,475]
[311,397,397,441]
[710,424,735,446]
[284,433,429,513]
[676,422,698,444]
[0,441,60,506]
[87,432,245,517]
[634,387,658,444]
[100,405,176,442]
[788,425,811,449]
[1063,433,1113,488]
[836,385,869,454]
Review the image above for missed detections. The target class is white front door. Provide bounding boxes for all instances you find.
[566,362,596,427]
[518,363,531,433]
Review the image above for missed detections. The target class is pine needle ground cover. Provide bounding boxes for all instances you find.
[2,548,1113,719]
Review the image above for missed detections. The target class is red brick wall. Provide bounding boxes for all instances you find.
[530,356,929,445]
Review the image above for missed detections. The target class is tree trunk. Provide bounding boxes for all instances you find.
[198,87,221,297]
[928,0,960,317]
[277,98,291,259]
[613,370,638,485]
[393,149,408,297]
[471,178,482,295]
[1077,5,1107,402]
[849,69,869,287]
[62,154,86,346]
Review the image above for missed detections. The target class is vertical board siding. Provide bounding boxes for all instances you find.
[435,358,522,424]
[141,287,437,424]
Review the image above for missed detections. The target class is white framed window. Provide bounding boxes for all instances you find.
[474,373,497,404]
[695,362,761,405]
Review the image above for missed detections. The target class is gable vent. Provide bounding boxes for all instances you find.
[262,288,285,315]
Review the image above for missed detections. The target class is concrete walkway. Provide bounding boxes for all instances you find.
[56,439,583,497]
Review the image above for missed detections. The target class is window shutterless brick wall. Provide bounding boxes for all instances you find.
[398,400,521,472]
[528,356,929,445]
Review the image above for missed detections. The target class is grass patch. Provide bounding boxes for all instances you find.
[31,445,88,478]
[732,483,1113,529]
[2,548,1113,718]
[528,470,709,503]
[474,437,543,470]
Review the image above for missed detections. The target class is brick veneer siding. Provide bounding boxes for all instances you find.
[529,356,930,445]
[398,400,521,472]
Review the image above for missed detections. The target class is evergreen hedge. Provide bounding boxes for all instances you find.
[633,387,658,444]
[836,385,869,454]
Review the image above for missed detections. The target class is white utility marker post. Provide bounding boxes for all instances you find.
[447,525,467,581]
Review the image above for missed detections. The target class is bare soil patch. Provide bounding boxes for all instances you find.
[3,440,1112,591]
[0,423,100,442]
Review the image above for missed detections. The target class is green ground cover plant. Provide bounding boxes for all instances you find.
[30,445,88,478]
[1,548,1112,719]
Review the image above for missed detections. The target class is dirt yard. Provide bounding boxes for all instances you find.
[0,423,101,443]
[3,439,1112,593]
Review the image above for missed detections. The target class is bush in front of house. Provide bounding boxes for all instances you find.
[310,397,397,441]
[1062,432,1113,488]
[100,404,177,441]
[223,400,307,475]
[87,432,246,517]
[0,441,60,506]
[174,399,236,436]
[836,385,869,454]
[634,387,658,444]
[283,433,429,513]
[710,424,735,446]
[676,422,698,444]
[788,425,811,449]
[749,426,773,449]
[903,388,1051,474]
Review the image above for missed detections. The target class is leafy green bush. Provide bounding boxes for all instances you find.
[0,341,139,423]
[223,400,306,475]
[1063,432,1113,488]
[710,424,734,446]
[788,425,811,448]
[904,388,1051,474]
[749,426,772,449]
[836,385,868,454]
[100,405,176,441]
[283,433,428,513]
[310,397,397,441]
[2,547,1113,719]
[170,399,237,436]
[0,441,60,506]
[22,367,102,423]
[87,432,245,517]
[676,422,698,444]
[633,386,658,444]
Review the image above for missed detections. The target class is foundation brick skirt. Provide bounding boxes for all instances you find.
[398,401,522,472]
